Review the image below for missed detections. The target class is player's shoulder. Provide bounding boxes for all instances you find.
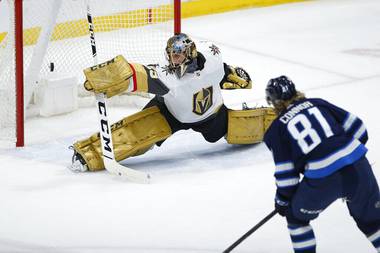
[196,41,224,76]
[306,97,339,111]
[196,41,223,61]
[284,98,331,112]
[307,97,329,105]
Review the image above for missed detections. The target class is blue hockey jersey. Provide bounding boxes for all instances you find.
[264,98,368,200]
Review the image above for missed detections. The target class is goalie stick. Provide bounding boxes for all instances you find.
[86,3,150,183]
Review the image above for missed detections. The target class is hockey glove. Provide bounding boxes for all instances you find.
[274,194,290,217]
[83,55,133,98]
[221,65,252,89]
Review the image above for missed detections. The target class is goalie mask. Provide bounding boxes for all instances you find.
[166,33,197,78]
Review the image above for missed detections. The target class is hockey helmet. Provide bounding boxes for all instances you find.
[166,33,197,78]
[265,75,296,105]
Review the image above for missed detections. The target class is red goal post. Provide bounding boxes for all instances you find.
[0,0,181,147]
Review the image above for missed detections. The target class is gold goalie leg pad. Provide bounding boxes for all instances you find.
[226,107,276,144]
[73,106,172,171]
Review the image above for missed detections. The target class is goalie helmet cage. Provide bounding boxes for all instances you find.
[0,0,181,147]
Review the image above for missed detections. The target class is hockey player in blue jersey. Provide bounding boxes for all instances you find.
[263,75,380,252]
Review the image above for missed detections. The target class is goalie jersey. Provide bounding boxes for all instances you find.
[153,41,225,123]
[264,98,368,199]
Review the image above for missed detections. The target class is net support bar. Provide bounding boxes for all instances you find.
[15,0,24,147]
[174,0,181,34]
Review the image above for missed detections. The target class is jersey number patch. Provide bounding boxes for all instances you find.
[287,107,333,154]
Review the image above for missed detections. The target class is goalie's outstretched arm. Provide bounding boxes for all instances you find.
[128,63,170,96]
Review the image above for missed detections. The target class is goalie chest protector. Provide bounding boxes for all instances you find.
[156,41,225,123]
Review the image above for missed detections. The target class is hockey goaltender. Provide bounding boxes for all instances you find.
[69,33,275,173]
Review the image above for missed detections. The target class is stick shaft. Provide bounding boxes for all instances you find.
[86,3,98,64]
[223,210,277,253]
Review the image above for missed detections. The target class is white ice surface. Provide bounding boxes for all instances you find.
[1,0,380,252]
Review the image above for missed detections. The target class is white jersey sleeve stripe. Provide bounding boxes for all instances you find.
[353,123,367,140]
[276,178,299,188]
[368,229,380,242]
[343,113,357,132]
[275,162,295,174]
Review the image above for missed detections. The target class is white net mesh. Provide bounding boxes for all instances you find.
[0,0,16,143]
[0,0,175,145]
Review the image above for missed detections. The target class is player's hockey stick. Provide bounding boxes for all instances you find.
[86,3,150,183]
[223,210,277,253]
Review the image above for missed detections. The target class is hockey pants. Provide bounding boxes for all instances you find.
[286,156,380,252]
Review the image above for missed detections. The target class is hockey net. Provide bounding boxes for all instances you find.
[0,0,180,147]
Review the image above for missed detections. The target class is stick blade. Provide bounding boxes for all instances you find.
[104,158,151,184]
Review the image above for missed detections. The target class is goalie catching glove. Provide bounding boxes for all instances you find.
[221,65,252,89]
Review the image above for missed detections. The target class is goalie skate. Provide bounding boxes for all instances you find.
[69,149,88,173]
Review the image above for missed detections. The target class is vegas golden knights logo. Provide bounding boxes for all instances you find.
[193,86,213,115]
